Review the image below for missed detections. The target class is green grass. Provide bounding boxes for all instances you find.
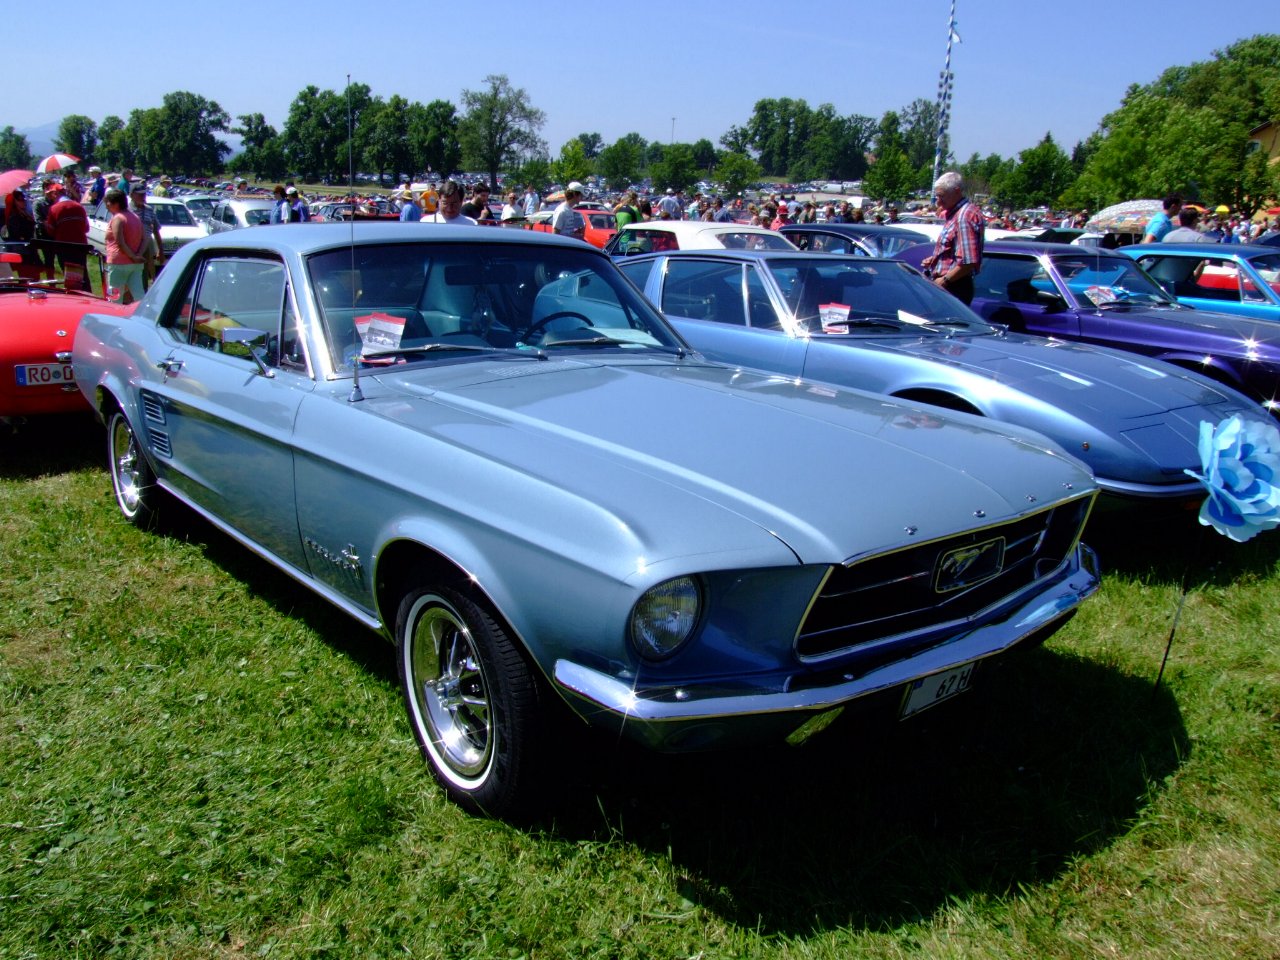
[2,420,1278,958]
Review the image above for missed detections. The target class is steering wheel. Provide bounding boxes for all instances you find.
[518,310,594,341]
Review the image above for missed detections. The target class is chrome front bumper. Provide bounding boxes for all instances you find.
[554,543,1100,750]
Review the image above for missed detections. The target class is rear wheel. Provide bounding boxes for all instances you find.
[395,583,544,817]
[107,408,161,528]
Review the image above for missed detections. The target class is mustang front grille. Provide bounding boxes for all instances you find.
[796,494,1093,660]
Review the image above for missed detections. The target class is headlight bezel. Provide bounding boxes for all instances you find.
[629,575,702,661]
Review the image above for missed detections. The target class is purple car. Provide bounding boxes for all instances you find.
[897,240,1280,411]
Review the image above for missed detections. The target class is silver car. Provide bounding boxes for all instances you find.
[205,197,276,232]
[73,224,1099,817]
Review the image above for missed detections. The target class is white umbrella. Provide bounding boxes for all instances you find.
[35,153,81,174]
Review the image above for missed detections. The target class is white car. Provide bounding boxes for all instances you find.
[603,220,799,256]
[87,197,209,256]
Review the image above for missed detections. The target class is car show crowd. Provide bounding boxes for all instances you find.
[4,161,1279,305]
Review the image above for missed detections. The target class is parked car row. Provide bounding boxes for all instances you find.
[7,220,1273,819]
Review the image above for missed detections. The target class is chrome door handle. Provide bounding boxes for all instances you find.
[156,358,184,375]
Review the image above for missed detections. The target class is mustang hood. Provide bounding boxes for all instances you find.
[368,358,1094,565]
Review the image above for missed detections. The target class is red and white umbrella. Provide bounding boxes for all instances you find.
[35,153,80,174]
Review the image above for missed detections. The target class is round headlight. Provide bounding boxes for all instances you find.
[630,576,700,660]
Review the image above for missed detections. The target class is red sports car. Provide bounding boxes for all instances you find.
[1,253,134,424]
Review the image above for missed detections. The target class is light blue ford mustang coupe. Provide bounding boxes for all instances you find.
[74,224,1100,817]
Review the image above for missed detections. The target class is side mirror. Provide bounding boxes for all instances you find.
[220,327,275,377]
[1036,289,1067,311]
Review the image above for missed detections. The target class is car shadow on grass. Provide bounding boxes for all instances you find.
[1085,498,1280,587]
[0,414,103,478]
[547,644,1188,936]
[154,507,400,688]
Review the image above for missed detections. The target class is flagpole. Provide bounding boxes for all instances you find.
[932,0,959,187]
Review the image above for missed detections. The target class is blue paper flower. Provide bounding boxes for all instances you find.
[1184,415,1280,542]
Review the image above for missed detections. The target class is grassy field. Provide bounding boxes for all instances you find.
[1,418,1278,959]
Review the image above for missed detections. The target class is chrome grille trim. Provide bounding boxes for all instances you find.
[795,492,1095,661]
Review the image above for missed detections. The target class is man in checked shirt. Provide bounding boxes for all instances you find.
[920,171,985,305]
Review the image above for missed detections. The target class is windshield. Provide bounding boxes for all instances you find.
[763,258,997,334]
[184,197,217,215]
[1050,254,1173,307]
[1250,254,1280,292]
[307,242,683,371]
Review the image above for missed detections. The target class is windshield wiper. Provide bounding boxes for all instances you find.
[541,335,672,351]
[360,343,547,362]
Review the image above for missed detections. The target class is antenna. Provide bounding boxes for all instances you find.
[346,72,363,403]
[932,0,959,187]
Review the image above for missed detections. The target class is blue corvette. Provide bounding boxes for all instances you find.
[73,224,1099,817]
[619,248,1271,503]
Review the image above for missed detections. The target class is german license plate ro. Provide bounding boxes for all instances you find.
[16,363,74,387]
[900,661,976,718]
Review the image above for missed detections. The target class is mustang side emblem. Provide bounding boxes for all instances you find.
[934,538,1005,593]
[304,537,364,581]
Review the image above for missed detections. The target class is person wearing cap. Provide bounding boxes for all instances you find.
[769,203,790,231]
[128,183,163,285]
[45,182,91,291]
[153,176,172,198]
[398,187,422,222]
[86,166,107,207]
[657,187,682,220]
[551,182,586,240]
[285,186,309,222]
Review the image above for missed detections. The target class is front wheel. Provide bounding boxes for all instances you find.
[107,408,161,528]
[395,584,544,817]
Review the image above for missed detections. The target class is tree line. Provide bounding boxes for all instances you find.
[2,36,1277,213]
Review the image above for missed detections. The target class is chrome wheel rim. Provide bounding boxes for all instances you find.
[109,415,143,518]
[408,599,493,781]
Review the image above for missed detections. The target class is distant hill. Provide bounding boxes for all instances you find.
[17,121,58,159]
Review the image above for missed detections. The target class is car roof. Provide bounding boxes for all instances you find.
[782,223,929,239]
[218,197,276,208]
[984,240,1130,257]
[620,221,777,237]
[178,221,597,255]
[620,248,894,266]
[1122,242,1279,257]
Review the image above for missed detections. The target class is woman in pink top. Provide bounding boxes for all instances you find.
[104,188,146,304]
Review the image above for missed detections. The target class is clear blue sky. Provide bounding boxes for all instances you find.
[13,0,1278,164]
